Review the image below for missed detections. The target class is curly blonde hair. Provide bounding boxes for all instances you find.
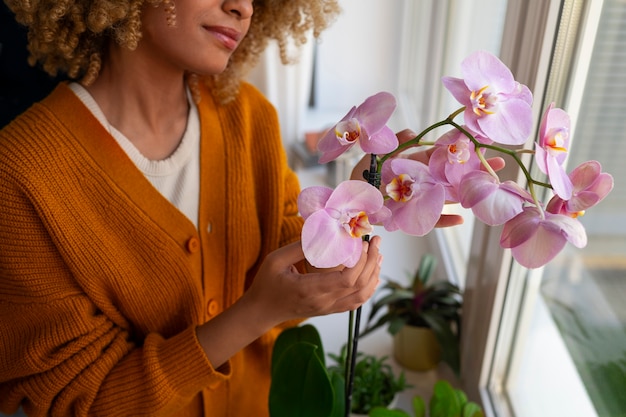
[4,0,341,102]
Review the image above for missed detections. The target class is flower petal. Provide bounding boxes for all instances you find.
[297,186,333,219]
[442,76,472,107]
[459,171,526,226]
[501,208,587,268]
[326,180,384,214]
[510,225,568,269]
[547,156,573,199]
[301,210,363,268]
[317,107,357,163]
[383,182,445,236]
[477,98,533,145]
[360,125,398,154]
[461,50,516,93]
[354,92,397,134]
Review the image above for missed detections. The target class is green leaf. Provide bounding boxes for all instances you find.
[272,324,325,377]
[369,407,411,417]
[454,389,468,407]
[329,370,346,417]
[371,291,415,313]
[420,311,460,375]
[462,402,485,417]
[430,380,462,417]
[387,316,408,335]
[361,311,397,338]
[412,395,427,417]
[269,342,334,417]
[414,254,437,288]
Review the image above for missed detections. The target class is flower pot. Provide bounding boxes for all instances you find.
[393,325,441,371]
[350,394,399,417]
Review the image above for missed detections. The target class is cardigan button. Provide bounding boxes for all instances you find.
[186,237,200,253]
[207,299,219,317]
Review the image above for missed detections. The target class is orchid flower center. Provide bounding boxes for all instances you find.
[545,127,569,156]
[447,138,471,164]
[386,174,414,202]
[569,210,585,219]
[341,210,372,238]
[335,119,361,145]
[470,85,497,117]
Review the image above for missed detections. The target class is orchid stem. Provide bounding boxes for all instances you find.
[345,307,362,417]
[378,107,466,169]
[345,154,378,416]
[345,308,355,416]
[447,120,550,207]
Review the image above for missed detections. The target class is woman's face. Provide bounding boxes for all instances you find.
[138,0,254,75]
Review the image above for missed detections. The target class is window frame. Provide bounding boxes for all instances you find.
[459,0,610,415]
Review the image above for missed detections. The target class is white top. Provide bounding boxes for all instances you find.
[69,83,200,228]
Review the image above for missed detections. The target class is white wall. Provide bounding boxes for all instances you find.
[312,0,404,114]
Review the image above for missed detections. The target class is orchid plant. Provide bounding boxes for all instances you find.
[272,50,614,417]
[300,50,613,271]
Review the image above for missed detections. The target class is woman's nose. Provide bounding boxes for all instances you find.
[223,0,254,19]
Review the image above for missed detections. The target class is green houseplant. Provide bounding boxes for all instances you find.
[369,379,484,417]
[360,254,462,375]
[328,347,409,416]
[269,324,409,417]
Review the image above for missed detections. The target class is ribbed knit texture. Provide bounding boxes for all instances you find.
[0,81,304,417]
[69,82,202,227]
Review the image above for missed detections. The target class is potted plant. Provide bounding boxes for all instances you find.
[369,379,484,417]
[360,254,462,375]
[327,346,410,416]
[269,324,409,417]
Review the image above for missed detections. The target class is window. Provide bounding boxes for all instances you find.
[464,1,626,416]
[395,0,510,288]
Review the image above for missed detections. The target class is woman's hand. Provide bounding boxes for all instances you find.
[245,237,382,325]
[196,237,382,368]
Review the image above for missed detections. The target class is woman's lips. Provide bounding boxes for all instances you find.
[204,26,241,50]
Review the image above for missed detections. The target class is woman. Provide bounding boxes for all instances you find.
[0,1,383,416]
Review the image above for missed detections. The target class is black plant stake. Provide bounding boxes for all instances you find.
[345,153,380,417]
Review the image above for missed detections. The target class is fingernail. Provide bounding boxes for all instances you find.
[377,254,383,267]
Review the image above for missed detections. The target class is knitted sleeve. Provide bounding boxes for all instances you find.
[0,113,226,416]
[279,162,305,248]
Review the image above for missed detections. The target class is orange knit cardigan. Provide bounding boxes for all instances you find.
[0,81,304,416]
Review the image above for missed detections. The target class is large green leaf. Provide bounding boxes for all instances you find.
[369,407,411,417]
[361,311,409,338]
[462,402,485,417]
[412,394,427,417]
[387,316,409,335]
[329,370,345,417]
[368,290,415,321]
[420,311,460,375]
[429,380,462,417]
[414,254,437,288]
[271,324,325,377]
[269,341,334,417]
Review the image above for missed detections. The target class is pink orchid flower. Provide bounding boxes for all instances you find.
[535,103,573,199]
[381,158,445,236]
[298,180,390,268]
[442,50,533,146]
[317,92,398,164]
[500,207,587,269]
[459,170,533,226]
[428,128,484,202]
[546,160,614,217]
